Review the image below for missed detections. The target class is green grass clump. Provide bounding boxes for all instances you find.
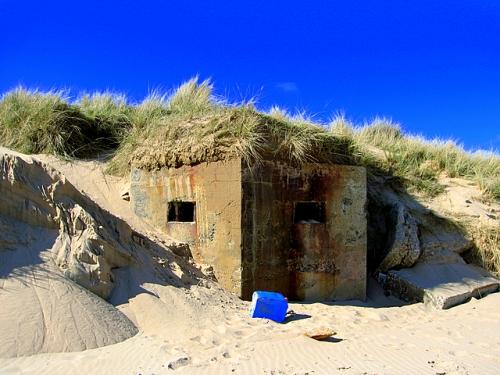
[166,77,217,117]
[0,88,128,157]
[0,88,90,156]
[78,92,132,146]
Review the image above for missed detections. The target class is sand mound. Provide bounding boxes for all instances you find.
[0,215,138,358]
[1,147,499,374]
[32,154,163,238]
[0,148,143,357]
[0,147,233,358]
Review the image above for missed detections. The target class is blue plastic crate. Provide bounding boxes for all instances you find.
[249,291,288,323]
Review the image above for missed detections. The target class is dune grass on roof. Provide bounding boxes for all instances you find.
[108,78,357,173]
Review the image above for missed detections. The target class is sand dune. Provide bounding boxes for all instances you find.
[2,283,500,374]
[0,215,137,358]
[1,149,499,374]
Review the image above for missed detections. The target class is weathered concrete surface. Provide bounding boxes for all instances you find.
[376,203,421,273]
[131,158,368,302]
[385,263,499,309]
[366,175,473,272]
[417,211,474,263]
[130,159,243,295]
[241,161,367,301]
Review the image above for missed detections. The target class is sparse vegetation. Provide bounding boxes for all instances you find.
[463,221,500,278]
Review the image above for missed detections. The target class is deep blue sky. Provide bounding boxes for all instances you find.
[1,1,499,151]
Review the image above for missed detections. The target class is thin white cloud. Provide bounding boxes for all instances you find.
[275,82,299,93]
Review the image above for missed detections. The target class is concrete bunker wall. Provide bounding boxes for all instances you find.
[130,158,367,302]
[130,159,243,294]
[241,161,367,301]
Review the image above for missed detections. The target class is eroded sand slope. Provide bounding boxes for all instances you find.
[0,148,141,357]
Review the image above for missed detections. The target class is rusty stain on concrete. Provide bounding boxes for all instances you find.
[130,158,367,301]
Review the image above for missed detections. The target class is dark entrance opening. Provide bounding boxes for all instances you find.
[168,201,196,222]
[294,201,326,223]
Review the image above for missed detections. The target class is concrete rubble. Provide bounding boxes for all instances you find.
[376,203,421,273]
[384,263,499,309]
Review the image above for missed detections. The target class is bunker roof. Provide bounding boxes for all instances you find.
[130,108,356,170]
[116,79,357,171]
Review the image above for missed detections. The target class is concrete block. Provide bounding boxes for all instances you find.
[386,263,499,309]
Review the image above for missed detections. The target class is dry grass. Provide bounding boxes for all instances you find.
[331,115,499,200]
[109,79,356,173]
[118,105,355,171]
[463,221,500,277]
[0,88,124,157]
[0,80,498,202]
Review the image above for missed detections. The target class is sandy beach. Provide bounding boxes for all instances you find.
[1,150,499,375]
[2,279,500,375]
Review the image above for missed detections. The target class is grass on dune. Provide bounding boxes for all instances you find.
[0,79,498,202]
[78,92,132,146]
[0,88,126,157]
[331,115,500,200]
[0,88,91,156]
[109,78,356,173]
